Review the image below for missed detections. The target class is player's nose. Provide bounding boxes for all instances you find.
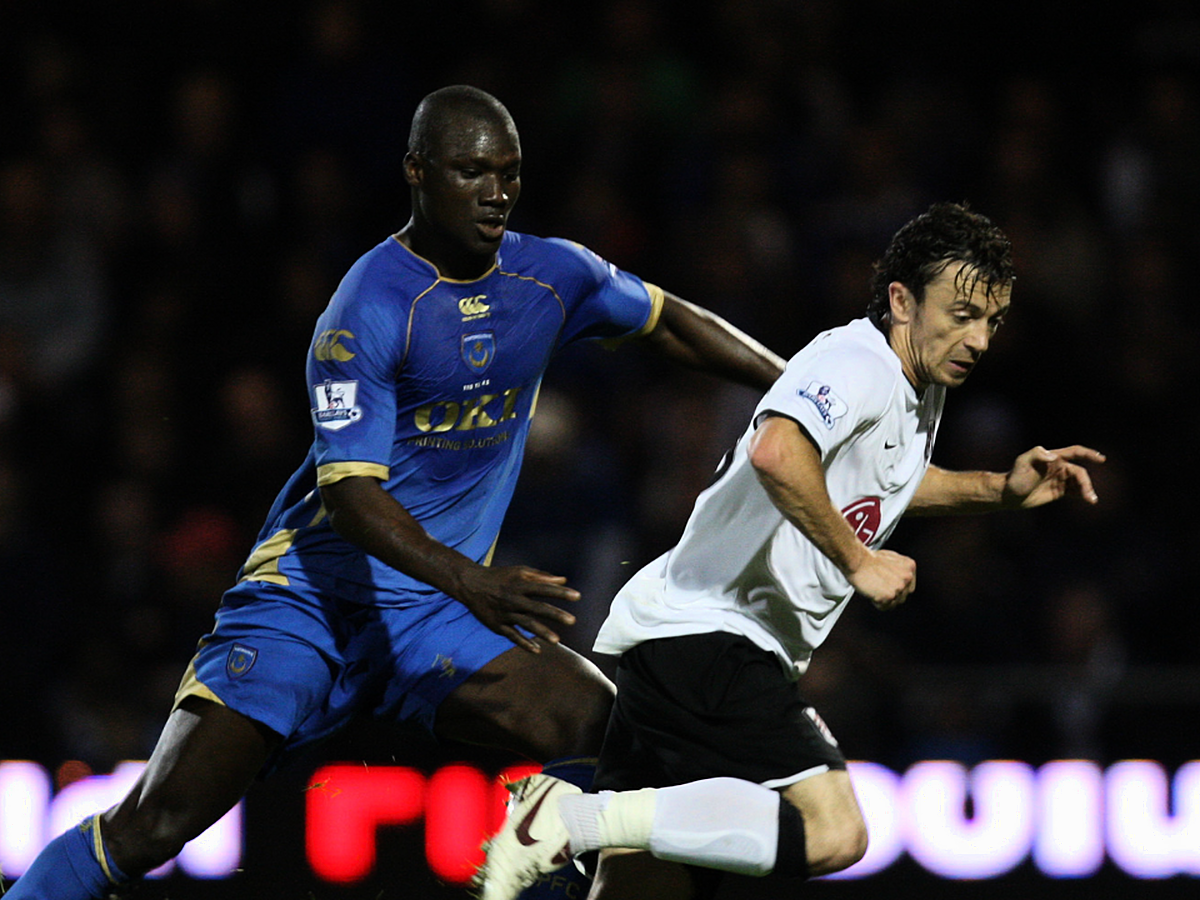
[479,172,509,206]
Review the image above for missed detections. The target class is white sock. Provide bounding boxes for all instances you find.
[558,788,656,856]
[558,778,780,876]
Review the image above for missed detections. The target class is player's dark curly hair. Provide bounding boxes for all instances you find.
[867,202,1014,331]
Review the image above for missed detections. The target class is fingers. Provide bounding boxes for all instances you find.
[493,570,579,653]
[1061,461,1100,504]
[518,569,582,603]
[1048,445,1107,465]
[1044,446,1105,504]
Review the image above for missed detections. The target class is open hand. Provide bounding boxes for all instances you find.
[1003,445,1106,509]
[455,565,580,653]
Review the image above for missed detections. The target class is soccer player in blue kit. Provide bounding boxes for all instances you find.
[6,86,785,898]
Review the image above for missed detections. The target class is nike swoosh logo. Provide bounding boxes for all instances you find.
[514,781,557,847]
[884,441,898,449]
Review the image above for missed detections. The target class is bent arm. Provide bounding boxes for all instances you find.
[748,416,869,575]
[748,416,915,609]
[320,475,579,651]
[641,293,786,391]
[321,474,480,596]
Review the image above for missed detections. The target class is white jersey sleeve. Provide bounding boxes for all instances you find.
[754,321,897,462]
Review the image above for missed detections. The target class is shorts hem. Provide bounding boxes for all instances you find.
[762,763,833,789]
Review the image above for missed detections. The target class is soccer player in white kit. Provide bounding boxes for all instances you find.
[479,202,1106,900]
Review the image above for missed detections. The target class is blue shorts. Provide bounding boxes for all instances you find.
[173,579,516,757]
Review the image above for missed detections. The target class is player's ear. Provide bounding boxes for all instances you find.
[888,282,915,324]
[403,152,424,187]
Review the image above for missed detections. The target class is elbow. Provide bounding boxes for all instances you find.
[319,483,363,541]
[747,421,790,481]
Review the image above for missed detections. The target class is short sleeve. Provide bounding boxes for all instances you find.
[755,337,895,460]
[307,263,407,482]
[542,239,660,347]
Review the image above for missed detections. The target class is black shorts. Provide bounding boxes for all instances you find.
[593,632,846,792]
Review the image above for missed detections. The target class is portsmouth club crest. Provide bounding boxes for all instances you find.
[462,332,495,373]
[226,643,258,679]
[312,378,362,431]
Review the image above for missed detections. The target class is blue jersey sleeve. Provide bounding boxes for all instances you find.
[541,238,663,348]
[307,253,407,483]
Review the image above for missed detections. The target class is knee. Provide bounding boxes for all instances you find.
[540,673,614,757]
[805,816,867,876]
[102,800,191,875]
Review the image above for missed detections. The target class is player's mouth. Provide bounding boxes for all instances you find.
[477,217,507,241]
[947,359,974,377]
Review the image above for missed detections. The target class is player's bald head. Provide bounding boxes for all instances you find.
[408,85,518,159]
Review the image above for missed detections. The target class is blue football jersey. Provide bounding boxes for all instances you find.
[237,231,662,605]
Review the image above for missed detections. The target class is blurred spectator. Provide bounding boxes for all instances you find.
[0,1,1195,773]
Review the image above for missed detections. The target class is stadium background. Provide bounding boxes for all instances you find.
[1,0,1198,896]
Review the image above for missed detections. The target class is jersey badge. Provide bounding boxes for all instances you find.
[226,644,258,679]
[842,497,882,545]
[798,381,848,429]
[312,378,363,430]
[462,332,495,373]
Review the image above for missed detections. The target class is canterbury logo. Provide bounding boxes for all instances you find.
[458,294,490,319]
[313,329,356,362]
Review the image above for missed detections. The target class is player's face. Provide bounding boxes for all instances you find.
[891,261,1011,389]
[407,116,521,275]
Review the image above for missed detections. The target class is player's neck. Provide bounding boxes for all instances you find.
[887,326,925,392]
[395,222,496,281]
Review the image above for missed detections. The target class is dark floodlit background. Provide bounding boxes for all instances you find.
[2,1,1198,897]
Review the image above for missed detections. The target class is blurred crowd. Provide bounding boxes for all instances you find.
[2,0,1198,775]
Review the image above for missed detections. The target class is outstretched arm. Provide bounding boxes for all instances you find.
[640,292,786,392]
[321,475,578,653]
[749,415,917,610]
[907,445,1105,516]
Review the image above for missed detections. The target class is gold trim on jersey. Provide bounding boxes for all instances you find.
[88,813,117,884]
[239,528,300,585]
[601,282,665,349]
[316,460,390,487]
[401,280,443,372]
[238,501,335,585]
[173,656,227,712]
[495,269,567,320]
[483,534,499,566]
[391,234,499,283]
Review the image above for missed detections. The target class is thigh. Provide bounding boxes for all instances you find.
[590,849,722,900]
[594,633,846,791]
[434,641,615,761]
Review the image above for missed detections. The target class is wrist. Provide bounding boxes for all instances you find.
[997,471,1022,510]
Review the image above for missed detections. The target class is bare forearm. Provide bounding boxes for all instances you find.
[322,477,479,595]
[749,419,867,576]
[645,293,785,391]
[906,466,1009,516]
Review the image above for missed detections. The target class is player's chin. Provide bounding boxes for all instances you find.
[940,365,974,387]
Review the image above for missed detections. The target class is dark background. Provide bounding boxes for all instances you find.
[2,0,1198,896]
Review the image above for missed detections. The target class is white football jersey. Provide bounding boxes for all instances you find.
[595,318,945,675]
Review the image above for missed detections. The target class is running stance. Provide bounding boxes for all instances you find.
[6,86,784,899]
[479,202,1104,900]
